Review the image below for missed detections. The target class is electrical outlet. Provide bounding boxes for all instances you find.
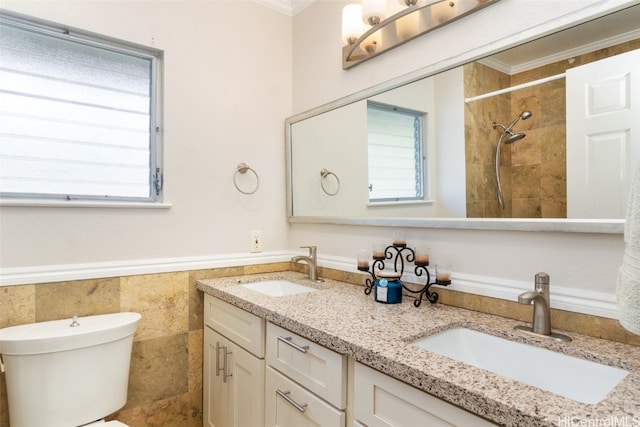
[250,230,262,253]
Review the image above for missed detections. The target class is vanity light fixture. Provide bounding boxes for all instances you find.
[342,0,500,69]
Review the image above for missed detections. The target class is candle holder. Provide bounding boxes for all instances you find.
[361,243,451,307]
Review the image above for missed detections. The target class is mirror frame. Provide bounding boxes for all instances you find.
[286,5,637,234]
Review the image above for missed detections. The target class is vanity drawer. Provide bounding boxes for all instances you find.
[266,322,347,409]
[354,362,498,427]
[266,366,345,427]
[204,294,265,358]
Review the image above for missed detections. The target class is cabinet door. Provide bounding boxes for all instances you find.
[354,362,497,427]
[204,327,265,427]
[265,366,345,427]
[204,328,231,427]
[229,335,265,427]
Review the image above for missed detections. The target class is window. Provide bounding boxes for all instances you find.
[0,13,162,203]
[367,101,425,202]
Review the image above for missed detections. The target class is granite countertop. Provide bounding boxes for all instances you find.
[196,271,640,427]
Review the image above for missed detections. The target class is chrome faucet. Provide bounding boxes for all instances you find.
[291,245,322,282]
[515,272,571,342]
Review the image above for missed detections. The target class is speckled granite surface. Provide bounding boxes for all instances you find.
[197,272,640,427]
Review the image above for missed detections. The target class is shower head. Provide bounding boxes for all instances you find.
[504,130,526,144]
[493,110,533,209]
[492,110,533,143]
[505,110,532,133]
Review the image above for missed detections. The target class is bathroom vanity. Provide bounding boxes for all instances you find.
[197,272,640,426]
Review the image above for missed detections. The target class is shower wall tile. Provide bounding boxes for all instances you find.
[541,124,567,163]
[541,160,567,198]
[511,128,542,167]
[542,197,567,218]
[512,165,541,199]
[512,198,542,218]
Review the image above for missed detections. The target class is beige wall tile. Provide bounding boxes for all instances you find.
[0,284,35,328]
[121,272,189,341]
[127,333,189,408]
[244,262,290,275]
[188,329,203,414]
[109,394,193,427]
[35,278,119,322]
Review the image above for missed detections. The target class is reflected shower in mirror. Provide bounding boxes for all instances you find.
[493,110,532,210]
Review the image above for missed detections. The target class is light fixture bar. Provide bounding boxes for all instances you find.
[343,0,500,69]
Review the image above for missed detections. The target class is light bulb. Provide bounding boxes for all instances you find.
[342,4,364,44]
[396,8,419,40]
[362,0,386,25]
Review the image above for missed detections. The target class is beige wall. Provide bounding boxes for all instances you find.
[0,0,292,268]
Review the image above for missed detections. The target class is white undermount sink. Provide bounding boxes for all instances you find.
[241,280,318,297]
[411,327,628,404]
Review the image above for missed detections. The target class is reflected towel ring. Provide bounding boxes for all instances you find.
[233,162,260,195]
[320,168,340,196]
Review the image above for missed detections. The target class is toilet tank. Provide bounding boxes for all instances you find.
[0,312,141,427]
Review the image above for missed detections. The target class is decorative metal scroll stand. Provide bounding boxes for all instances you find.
[360,243,451,307]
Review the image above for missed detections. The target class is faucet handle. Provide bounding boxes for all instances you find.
[300,245,317,256]
[535,272,550,294]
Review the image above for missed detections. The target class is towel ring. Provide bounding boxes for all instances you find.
[233,162,260,195]
[320,168,340,196]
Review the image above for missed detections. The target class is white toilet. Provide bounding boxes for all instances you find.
[0,312,141,427]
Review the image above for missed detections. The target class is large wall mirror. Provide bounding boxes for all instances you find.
[286,4,640,233]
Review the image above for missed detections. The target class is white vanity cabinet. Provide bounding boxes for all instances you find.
[265,322,347,427]
[203,295,265,427]
[353,362,498,427]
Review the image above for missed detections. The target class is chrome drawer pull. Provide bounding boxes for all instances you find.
[278,335,309,353]
[276,389,307,413]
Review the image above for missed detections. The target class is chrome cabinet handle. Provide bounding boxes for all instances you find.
[277,335,309,353]
[276,389,307,413]
[216,341,233,383]
[223,347,232,383]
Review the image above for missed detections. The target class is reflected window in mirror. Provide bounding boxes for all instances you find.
[367,101,426,203]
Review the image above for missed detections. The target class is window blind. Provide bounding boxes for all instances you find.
[0,17,158,201]
[367,103,424,202]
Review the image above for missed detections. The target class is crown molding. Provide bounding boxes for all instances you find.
[253,0,314,16]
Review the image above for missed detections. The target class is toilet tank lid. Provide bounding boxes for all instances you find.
[0,312,141,355]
